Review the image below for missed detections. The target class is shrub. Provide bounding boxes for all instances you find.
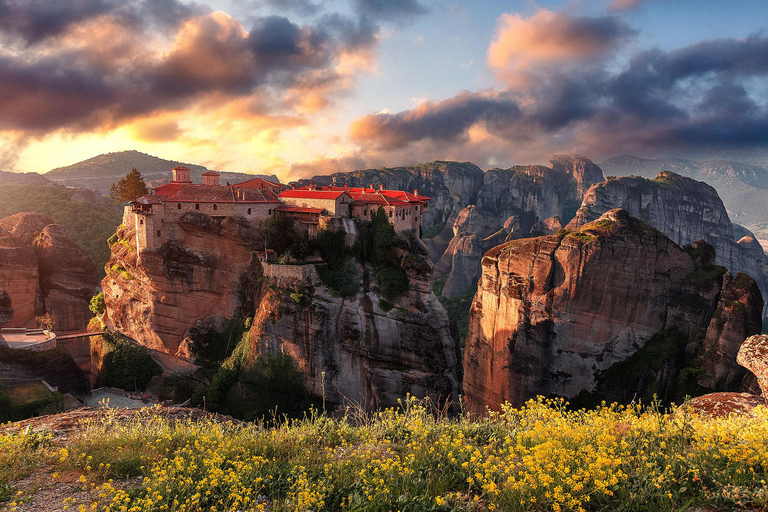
[94,332,162,391]
[89,292,106,315]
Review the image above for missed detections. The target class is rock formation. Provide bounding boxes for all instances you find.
[568,172,768,322]
[0,213,99,330]
[464,209,763,413]
[103,210,462,410]
[103,213,261,356]
[737,334,768,397]
[0,287,12,328]
[33,225,100,331]
[0,226,40,327]
[435,156,604,297]
[249,237,461,411]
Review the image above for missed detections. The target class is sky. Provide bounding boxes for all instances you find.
[1,0,767,180]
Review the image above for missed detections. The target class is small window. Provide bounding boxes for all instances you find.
[415,205,419,211]
[177,203,181,210]
[156,230,161,237]
[195,203,200,210]
[389,211,393,218]
[248,208,253,215]
[139,219,144,225]
[213,204,217,211]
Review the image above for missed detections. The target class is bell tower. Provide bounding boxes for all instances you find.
[172,166,191,183]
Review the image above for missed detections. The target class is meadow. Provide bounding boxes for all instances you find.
[1,397,767,511]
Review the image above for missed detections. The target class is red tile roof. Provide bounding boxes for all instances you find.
[296,185,430,205]
[349,194,410,206]
[279,190,350,200]
[148,184,281,203]
[201,171,220,176]
[234,177,283,189]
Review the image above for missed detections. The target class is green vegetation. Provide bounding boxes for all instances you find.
[3,397,768,510]
[108,168,149,203]
[668,293,710,314]
[0,382,64,423]
[93,332,162,391]
[0,183,122,274]
[686,265,728,285]
[315,228,360,297]
[433,279,477,347]
[366,207,409,300]
[731,272,753,289]
[89,292,106,315]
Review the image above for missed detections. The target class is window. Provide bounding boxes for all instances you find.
[177,203,181,210]
[416,205,419,211]
[248,208,253,215]
[195,203,200,210]
[213,204,218,211]
[139,219,144,225]
[389,211,393,218]
[156,230,161,237]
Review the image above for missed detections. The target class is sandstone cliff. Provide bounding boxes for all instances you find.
[249,237,461,411]
[0,213,99,330]
[103,213,260,356]
[0,287,12,328]
[464,209,763,413]
[0,226,40,327]
[568,172,768,323]
[436,155,604,297]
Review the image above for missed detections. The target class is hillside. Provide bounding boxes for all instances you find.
[46,150,280,195]
[0,184,121,274]
[601,155,768,238]
[1,397,767,511]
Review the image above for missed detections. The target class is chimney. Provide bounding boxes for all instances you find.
[413,189,419,196]
[202,171,220,186]
[344,181,348,187]
[378,184,384,191]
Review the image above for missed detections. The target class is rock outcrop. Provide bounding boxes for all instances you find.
[683,392,767,418]
[33,225,100,331]
[0,213,99,331]
[249,237,461,411]
[436,155,604,297]
[568,172,768,322]
[103,213,261,356]
[0,287,12,328]
[0,226,40,327]
[464,209,763,413]
[737,334,768,397]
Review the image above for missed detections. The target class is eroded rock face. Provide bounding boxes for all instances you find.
[438,155,604,297]
[0,287,12,328]
[33,225,100,331]
[0,212,55,246]
[464,209,763,413]
[568,172,768,321]
[103,214,260,356]
[0,226,39,327]
[737,334,768,397]
[249,237,461,411]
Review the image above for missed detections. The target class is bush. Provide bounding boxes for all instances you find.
[89,292,106,315]
[94,333,162,391]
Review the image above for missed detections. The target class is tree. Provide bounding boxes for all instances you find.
[109,168,149,203]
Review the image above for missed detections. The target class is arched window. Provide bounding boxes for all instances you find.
[248,208,252,215]
[213,204,218,211]
[177,203,181,210]
[195,204,200,210]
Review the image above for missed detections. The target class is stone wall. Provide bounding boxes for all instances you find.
[262,263,315,287]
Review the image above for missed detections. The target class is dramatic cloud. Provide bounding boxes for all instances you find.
[0,1,379,136]
[352,28,768,164]
[351,91,521,149]
[488,10,636,85]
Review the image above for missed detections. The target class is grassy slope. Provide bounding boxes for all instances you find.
[0,183,122,274]
[1,398,767,510]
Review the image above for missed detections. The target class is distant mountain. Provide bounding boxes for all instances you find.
[46,150,279,195]
[0,170,50,186]
[602,155,768,238]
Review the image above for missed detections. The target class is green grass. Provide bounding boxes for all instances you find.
[3,383,53,406]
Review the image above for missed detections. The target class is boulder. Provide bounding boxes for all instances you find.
[737,334,768,397]
[682,392,767,418]
[0,212,55,245]
[0,226,39,327]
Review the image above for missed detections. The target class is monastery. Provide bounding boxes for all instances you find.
[125,166,430,253]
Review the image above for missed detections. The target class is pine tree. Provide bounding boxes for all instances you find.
[109,168,149,203]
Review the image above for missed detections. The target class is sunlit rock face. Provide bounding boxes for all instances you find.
[0,226,40,328]
[568,171,768,323]
[464,209,763,414]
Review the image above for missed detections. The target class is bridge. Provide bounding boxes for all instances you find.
[56,331,105,340]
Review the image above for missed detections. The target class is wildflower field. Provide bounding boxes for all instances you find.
[1,398,767,511]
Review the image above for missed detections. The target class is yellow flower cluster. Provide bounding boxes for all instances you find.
[2,397,768,511]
